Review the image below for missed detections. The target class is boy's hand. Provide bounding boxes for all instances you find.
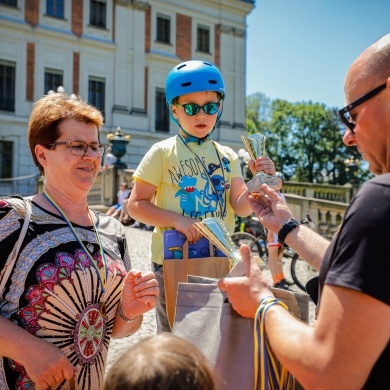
[248,156,276,176]
[175,216,203,243]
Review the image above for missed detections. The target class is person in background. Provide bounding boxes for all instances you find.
[103,333,215,390]
[266,172,290,289]
[106,182,130,219]
[0,92,158,389]
[119,180,135,225]
[103,146,116,169]
[218,33,390,388]
[128,60,275,332]
[120,181,154,231]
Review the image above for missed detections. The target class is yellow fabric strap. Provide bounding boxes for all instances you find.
[254,296,295,390]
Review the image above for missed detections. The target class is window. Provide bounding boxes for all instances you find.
[90,0,106,28]
[46,0,64,18]
[44,68,63,94]
[157,14,170,44]
[0,60,16,112]
[0,0,17,6]
[0,141,12,178]
[155,88,169,132]
[197,25,210,53]
[89,77,105,117]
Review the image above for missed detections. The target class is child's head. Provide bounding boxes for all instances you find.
[166,60,225,142]
[103,333,215,390]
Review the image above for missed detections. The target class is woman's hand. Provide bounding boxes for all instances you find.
[174,216,203,243]
[120,269,159,319]
[19,338,76,390]
[248,155,276,176]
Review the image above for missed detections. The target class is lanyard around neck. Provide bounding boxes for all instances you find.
[178,134,227,218]
[43,191,107,292]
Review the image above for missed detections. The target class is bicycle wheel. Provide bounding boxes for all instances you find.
[231,232,265,257]
[290,253,319,292]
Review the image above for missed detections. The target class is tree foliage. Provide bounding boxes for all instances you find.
[246,93,372,185]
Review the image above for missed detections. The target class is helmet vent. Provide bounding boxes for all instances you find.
[182,82,192,87]
[209,80,217,84]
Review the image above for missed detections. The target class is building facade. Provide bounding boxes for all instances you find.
[0,0,254,178]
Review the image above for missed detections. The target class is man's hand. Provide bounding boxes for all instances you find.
[247,183,294,233]
[218,245,273,318]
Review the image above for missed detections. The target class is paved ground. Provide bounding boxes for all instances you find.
[105,225,316,374]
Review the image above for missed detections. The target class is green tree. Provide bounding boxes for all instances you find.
[246,92,271,135]
[246,93,371,185]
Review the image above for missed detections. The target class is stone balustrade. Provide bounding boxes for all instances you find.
[283,181,356,204]
[284,193,348,240]
[38,172,353,238]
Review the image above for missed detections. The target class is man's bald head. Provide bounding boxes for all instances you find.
[346,34,390,92]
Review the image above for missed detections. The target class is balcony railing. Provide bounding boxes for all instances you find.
[37,173,352,238]
[282,182,357,239]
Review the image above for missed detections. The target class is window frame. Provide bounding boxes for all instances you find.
[88,76,106,118]
[0,0,17,7]
[46,0,64,19]
[156,13,171,44]
[197,24,210,53]
[0,59,16,112]
[0,140,13,178]
[44,68,64,94]
[155,88,169,132]
[90,0,107,29]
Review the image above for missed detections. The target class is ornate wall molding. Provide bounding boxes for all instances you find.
[115,0,149,10]
[219,24,246,37]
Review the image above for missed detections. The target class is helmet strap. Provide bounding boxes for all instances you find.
[178,126,212,145]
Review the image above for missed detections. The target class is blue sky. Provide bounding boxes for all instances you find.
[246,1,390,108]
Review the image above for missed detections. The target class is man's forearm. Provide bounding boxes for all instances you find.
[284,224,330,271]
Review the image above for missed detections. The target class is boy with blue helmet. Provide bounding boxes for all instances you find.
[166,60,225,142]
[128,60,275,332]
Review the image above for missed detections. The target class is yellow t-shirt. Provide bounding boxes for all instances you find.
[133,135,242,264]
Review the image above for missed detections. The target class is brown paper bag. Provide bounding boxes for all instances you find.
[163,241,230,328]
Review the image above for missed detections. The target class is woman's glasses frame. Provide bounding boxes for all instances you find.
[48,141,106,158]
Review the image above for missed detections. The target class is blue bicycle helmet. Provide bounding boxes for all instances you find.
[165,60,225,141]
[165,60,225,106]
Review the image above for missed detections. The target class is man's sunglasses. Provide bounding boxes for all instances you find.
[175,102,220,116]
[338,83,387,132]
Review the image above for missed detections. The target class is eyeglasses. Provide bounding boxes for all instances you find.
[175,102,220,116]
[338,83,387,132]
[48,141,106,157]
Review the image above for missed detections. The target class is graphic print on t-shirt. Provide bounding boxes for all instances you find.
[168,154,230,219]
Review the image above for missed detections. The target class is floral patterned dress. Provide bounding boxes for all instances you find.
[0,196,131,390]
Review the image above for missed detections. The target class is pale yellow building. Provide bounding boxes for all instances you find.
[0,0,254,178]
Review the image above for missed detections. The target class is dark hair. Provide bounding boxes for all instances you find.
[28,92,103,174]
[103,333,215,390]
